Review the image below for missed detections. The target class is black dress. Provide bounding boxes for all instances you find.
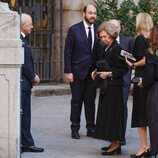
[94,41,128,141]
[131,35,149,127]
[143,53,158,156]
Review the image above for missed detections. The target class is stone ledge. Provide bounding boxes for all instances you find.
[32,83,133,97]
[32,84,71,97]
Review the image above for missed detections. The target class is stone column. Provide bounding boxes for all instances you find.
[0,2,23,158]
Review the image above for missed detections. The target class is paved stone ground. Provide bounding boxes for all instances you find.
[21,92,150,158]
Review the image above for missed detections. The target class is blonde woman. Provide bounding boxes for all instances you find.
[126,13,154,158]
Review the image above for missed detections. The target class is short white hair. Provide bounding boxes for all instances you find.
[108,19,121,33]
[21,13,32,25]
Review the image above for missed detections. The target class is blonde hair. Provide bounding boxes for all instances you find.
[136,13,154,39]
[97,21,118,39]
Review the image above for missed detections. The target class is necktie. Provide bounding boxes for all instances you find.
[88,27,92,50]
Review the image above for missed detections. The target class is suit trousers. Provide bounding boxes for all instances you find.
[21,90,34,147]
[70,72,96,132]
[122,67,132,140]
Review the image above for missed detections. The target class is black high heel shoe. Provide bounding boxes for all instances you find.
[102,145,121,155]
[144,149,151,157]
[131,150,150,158]
[101,144,111,151]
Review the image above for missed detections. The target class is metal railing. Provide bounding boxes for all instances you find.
[2,0,63,82]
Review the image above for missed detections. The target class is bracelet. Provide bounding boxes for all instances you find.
[132,63,136,69]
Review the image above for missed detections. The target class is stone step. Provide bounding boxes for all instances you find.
[32,84,71,97]
[32,83,133,97]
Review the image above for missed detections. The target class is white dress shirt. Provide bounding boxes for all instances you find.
[83,20,95,49]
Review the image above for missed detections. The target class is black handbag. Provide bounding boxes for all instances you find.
[96,60,110,72]
[93,60,110,94]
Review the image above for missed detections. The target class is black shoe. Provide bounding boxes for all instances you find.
[101,144,111,151]
[144,149,152,157]
[131,150,149,158]
[20,145,23,153]
[22,146,44,152]
[102,146,121,155]
[120,140,126,145]
[21,149,23,154]
[86,129,94,137]
[71,131,80,139]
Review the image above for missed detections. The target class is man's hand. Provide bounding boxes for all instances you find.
[65,73,74,83]
[33,74,40,84]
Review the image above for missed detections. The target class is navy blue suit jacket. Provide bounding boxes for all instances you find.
[119,35,133,54]
[21,35,35,90]
[64,21,98,80]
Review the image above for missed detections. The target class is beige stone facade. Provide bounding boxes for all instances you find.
[0,2,23,158]
[55,0,93,81]
[58,0,138,32]
[60,0,93,31]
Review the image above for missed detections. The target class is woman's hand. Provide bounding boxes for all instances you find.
[91,69,97,80]
[97,71,112,79]
[137,77,144,88]
[125,56,134,67]
[125,56,146,68]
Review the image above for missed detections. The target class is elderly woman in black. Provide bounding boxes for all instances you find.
[92,21,128,155]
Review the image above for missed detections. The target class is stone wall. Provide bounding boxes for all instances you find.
[0,2,23,158]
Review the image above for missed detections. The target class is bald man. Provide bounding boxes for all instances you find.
[109,19,134,145]
[21,13,44,152]
[64,4,98,139]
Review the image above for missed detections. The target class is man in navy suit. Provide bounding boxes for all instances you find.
[21,13,44,152]
[109,19,134,145]
[64,4,98,139]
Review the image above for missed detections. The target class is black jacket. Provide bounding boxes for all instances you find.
[94,40,128,86]
[21,35,35,90]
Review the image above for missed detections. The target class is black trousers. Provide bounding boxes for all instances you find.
[21,90,34,147]
[70,73,96,132]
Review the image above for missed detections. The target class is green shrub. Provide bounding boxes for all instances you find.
[93,0,158,35]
